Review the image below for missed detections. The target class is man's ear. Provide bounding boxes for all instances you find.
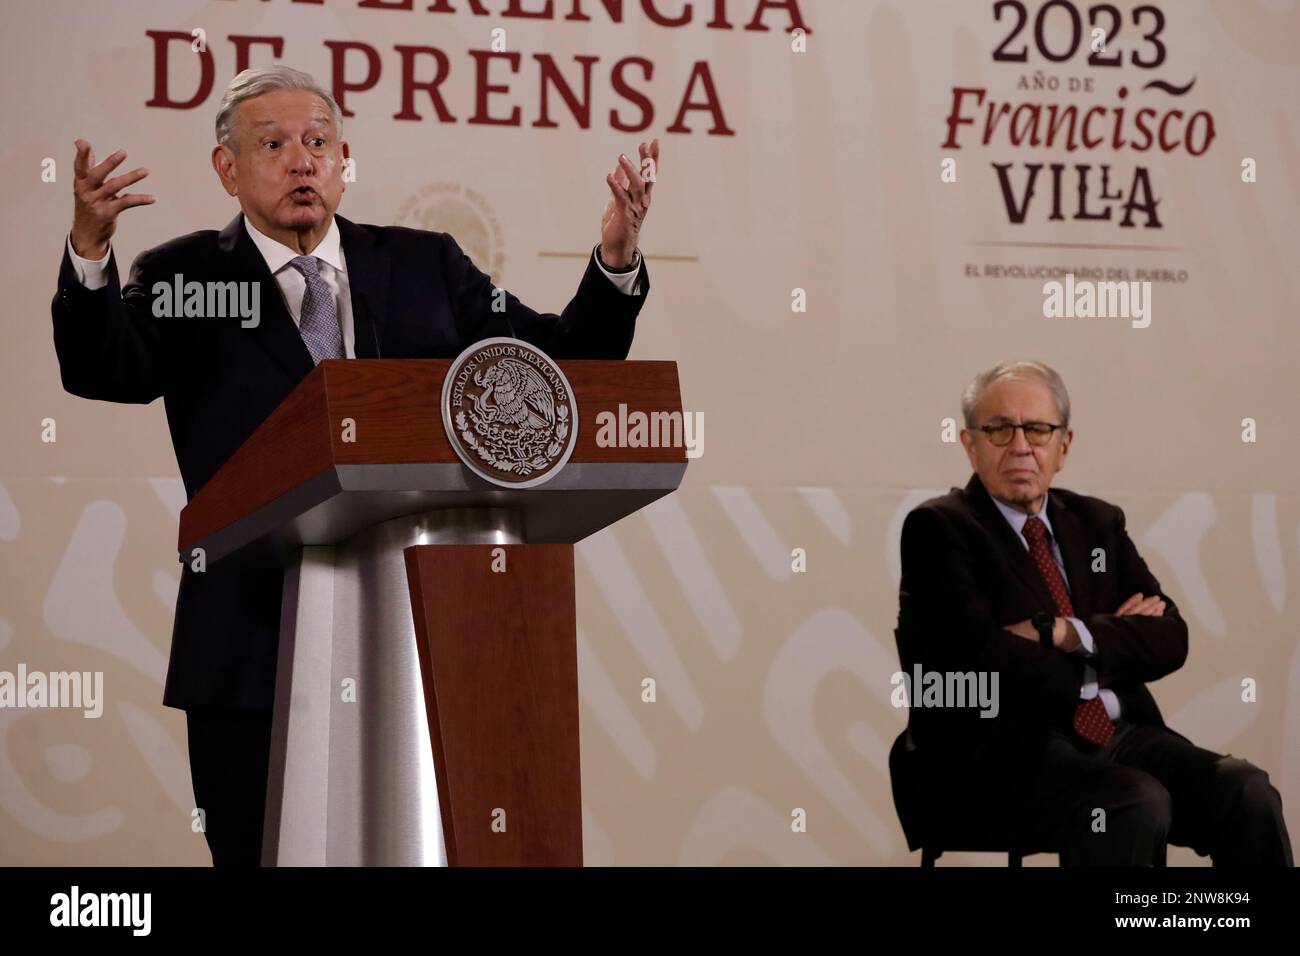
[340,140,350,193]
[212,145,238,197]
[959,429,976,466]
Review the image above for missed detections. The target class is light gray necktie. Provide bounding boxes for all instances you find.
[289,255,344,363]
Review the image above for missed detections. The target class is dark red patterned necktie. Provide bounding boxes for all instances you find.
[1022,516,1114,748]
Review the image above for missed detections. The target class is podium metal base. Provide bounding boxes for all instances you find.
[262,508,523,866]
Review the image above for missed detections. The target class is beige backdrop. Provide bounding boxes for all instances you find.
[2,0,1297,865]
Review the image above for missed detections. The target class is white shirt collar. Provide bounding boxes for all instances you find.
[243,215,345,276]
[990,489,1055,545]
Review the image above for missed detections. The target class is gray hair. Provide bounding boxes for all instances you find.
[961,360,1071,428]
[215,66,344,148]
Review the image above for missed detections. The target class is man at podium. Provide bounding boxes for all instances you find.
[50,64,659,866]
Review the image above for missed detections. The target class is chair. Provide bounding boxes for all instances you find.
[887,621,1042,866]
[889,728,1047,866]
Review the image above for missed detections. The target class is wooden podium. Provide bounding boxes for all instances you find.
[176,356,687,866]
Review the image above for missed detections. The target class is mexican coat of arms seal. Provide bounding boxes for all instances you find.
[441,337,579,488]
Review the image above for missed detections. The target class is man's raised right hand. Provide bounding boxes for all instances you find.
[70,139,155,260]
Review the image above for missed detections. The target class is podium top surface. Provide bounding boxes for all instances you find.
[178,358,688,564]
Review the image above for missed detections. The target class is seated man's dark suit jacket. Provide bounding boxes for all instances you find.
[51,212,649,712]
[896,472,1189,794]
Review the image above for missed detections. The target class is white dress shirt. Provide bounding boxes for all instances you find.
[65,219,644,360]
[243,216,356,355]
[990,493,1123,721]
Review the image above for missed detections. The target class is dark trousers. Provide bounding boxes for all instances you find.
[185,706,274,867]
[1016,718,1293,866]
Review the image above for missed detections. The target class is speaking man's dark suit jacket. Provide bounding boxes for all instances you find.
[51,212,649,712]
[896,472,1189,790]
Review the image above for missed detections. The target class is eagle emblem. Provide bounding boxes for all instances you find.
[442,338,578,488]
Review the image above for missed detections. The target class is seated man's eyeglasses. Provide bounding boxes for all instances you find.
[975,420,1065,446]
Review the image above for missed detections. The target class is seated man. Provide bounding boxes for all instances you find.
[896,359,1292,866]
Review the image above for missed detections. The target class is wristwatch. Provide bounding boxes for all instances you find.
[1032,611,1055,648]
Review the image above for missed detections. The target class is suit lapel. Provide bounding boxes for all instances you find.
[336,214,389,360]
[963,473,1058,611]
[217,213,315,382]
